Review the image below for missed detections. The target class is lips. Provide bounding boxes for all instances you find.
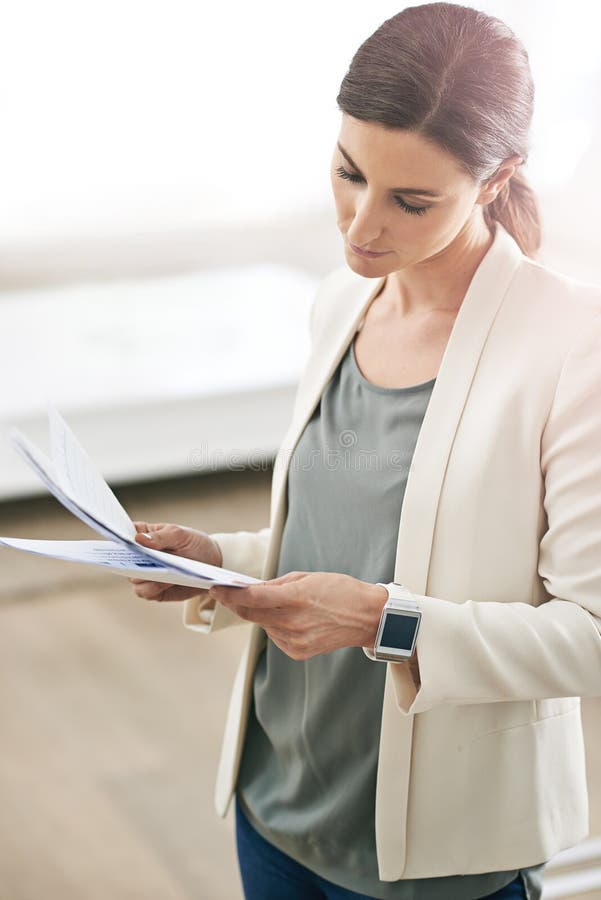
[348,240,391,259]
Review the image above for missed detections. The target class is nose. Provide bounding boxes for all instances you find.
[346,194,387,249]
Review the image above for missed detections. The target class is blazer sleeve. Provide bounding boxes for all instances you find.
[371,310,601,716]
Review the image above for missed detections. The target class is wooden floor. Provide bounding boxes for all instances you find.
[0,468,600,900]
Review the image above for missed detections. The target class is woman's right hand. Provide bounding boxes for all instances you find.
[127,521,223,603]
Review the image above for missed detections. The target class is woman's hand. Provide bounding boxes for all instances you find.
[207,571,388,660]
[127,521,223,603]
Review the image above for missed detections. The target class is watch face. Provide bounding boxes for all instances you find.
[380,610,419,652]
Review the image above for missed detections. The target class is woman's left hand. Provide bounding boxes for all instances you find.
[207,571,387,660]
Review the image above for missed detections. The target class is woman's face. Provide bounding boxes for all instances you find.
[330,114,491,273]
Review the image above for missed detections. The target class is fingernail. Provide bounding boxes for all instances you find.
[143,533,153,540]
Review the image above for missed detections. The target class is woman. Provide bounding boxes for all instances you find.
[129,4,601,899]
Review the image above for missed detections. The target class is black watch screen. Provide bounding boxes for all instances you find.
[381,611,419,651]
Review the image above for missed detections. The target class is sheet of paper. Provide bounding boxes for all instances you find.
[48,403,135,541]
[8,404,264,588]
[0,538,259,589]
[9,427,127,544]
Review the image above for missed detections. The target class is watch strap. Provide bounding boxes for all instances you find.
[376,581,420,611]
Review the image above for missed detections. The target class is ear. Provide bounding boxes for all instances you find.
[476,154,523,206]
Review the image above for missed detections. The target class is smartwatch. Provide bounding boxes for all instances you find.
[373,582,422,662]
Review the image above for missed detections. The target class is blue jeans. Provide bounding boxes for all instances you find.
[235,795,527,900]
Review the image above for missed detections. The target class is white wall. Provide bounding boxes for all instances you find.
[1,0,599,262]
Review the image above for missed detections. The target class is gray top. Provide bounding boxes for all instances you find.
[236,333,546,899]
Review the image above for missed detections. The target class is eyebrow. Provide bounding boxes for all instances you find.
[336,142,443,198]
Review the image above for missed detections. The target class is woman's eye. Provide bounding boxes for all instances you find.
[334,165,429,217]
[335,164,363,185]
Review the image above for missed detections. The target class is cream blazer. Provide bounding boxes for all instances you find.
[182,222,601,881]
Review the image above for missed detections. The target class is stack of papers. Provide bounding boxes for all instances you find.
[0,404,261,590]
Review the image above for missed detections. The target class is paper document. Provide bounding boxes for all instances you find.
[10,427,129,544]
[48,403,136,541]
[2,403,262,589]
[0,537,253,588]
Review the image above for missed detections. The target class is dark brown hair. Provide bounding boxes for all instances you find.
[336,2,542,258]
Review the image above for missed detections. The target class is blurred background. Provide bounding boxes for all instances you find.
[0,1,600,897]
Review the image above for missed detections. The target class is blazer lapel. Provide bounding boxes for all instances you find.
[393,223,523,595]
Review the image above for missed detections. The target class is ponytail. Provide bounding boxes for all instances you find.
[483,169,542,259]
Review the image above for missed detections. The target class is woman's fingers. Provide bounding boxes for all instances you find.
[158,585,189,603]
[127,576,202,603]
[134,524,185,551]
[130,580,175,600]
[133,521,169,535]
